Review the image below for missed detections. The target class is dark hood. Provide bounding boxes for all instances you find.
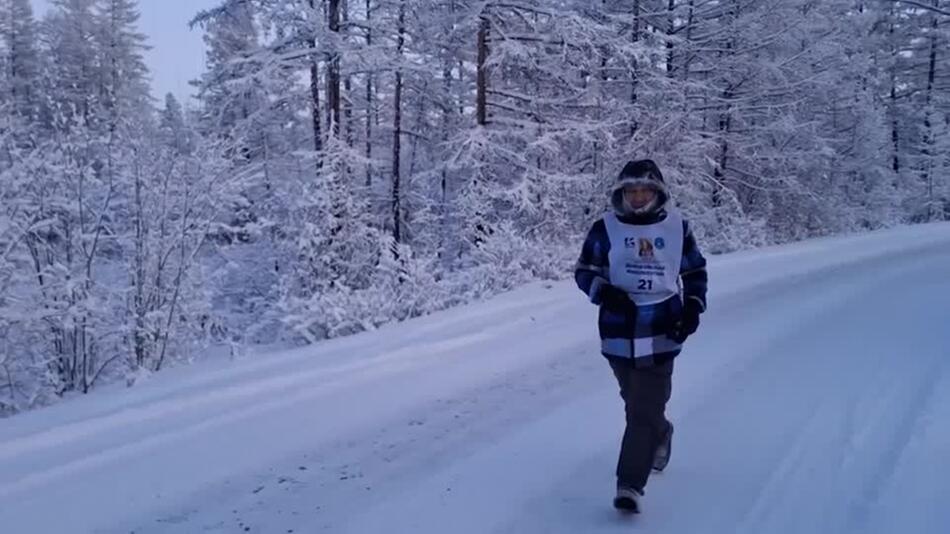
[610,159,670,219]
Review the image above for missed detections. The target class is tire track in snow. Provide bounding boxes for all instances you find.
[4,225,950,534]
[492,246,950,534]
[844,293,950,531]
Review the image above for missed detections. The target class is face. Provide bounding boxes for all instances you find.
[623,184,657,209]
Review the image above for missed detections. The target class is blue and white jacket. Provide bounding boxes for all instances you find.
[574,208,708,365]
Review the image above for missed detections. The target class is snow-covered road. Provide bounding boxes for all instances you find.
[2,223,949,534]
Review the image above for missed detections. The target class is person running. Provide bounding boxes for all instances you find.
[574,159,708,513]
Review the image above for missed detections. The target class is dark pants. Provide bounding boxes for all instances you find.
[608,357,674,493]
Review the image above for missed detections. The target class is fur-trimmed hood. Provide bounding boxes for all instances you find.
[610,159,670,217]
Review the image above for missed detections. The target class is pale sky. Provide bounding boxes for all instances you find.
[32,0,221,103]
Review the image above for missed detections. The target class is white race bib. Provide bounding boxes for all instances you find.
[603,209,683,306]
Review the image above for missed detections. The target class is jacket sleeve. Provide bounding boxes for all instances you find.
[680,219,708,312]
[574,219,610,305]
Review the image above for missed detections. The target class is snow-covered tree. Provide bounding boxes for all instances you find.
[0,0,41,122]
[3,0,950,415]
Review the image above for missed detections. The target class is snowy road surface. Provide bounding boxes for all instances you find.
[2,223,950,534]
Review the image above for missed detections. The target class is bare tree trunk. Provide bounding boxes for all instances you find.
[328,0,342,135]
[344,74,353,144]
[591,0,607,212]
[342,0,353,145]
[682,0,695,112]
[923,0,939,219]
[888,5,900,173]
[714,91,733,208]
[713,2,738,208]
[309,0,323,160]
[630,0,641,137]
[438,0,457,261]
[80,320,88,393]
[666,0,676,77]
[392,0,406,243]
[365,0,373,187]
[156,220,188,373]
[890,82,900,173]
[476,10,489,126]
[133,150,147,368]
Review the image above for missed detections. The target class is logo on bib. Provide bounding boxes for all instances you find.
[638,238,654,258]
[654,237,666,250]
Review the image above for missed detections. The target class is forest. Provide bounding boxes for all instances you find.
[0,0,947,414]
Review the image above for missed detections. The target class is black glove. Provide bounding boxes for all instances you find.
[599,284,634,311]
[668,298,702,344]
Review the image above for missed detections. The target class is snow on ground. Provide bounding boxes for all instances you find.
[2,223,950,534]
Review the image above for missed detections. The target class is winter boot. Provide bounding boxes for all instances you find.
[653,422,673,473]
[613,485,642,513]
